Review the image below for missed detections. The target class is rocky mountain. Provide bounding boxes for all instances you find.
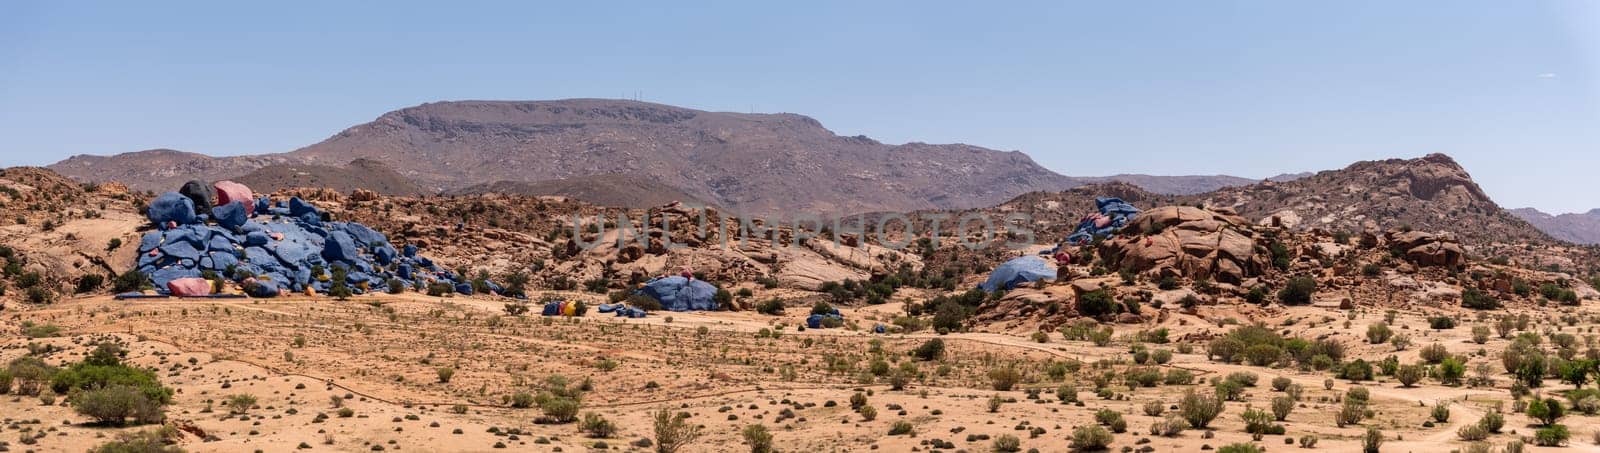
[1069,174,1256,195]
[48,99,1300,215]
[233,159,430,196]
[933,154,1549,248]
[1510,208,1600,245]
[449,175,712,209]
[48,149,294,193]
[1181,153,1550,245]
[50,100,1080,214]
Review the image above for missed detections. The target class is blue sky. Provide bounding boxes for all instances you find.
[2,1,1596,212]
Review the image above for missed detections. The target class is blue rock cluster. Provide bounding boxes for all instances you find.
[136,191,492,297]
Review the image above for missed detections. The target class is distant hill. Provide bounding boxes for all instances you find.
[1510,208,1600,245]
[1071,174,1257,195]
[1188,153,1549,245]
[234,159,430,196]
[450,175,713,209]
[48,148,294,193]
[49,99,1289,215]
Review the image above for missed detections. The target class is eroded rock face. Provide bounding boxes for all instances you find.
[1386,230,1465,268]
[1098,206,1267,284]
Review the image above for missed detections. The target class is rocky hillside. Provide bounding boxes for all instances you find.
[1510,208,1600,245]
[49,99,1301,215]
[233,158,430,196]
[51,100,1079,214]
[1070,174,1256,195]
[449,174,713,209]
[1186,153,1549,246]
[48,149,295,194]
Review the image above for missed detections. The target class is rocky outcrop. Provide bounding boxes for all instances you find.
[1098,206,1266,284]
[1385,230,1465,268]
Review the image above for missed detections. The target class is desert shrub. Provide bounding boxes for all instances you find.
[1527,397,1564,426]
[580,412,617,438]
[77,274,105,293]
[1458,423,1488,441]
[1241,407,1274,434]
[1534,424,1569,447]
[1178,389,1224,428]
[51,355,172,404]
[888,420,914,436]
[1438,356,1466,385]
[1362,427,1383,453]
[1418,343,1449,364]
[88,429,182,453]
[1339,359,1374,381]
[1429,316,1457,329]
[1150,415,1188,437]
[1277,276,1316,305]
[1366,323,1392,344]
[992,434,1022,453]
[1478,410,1505,433]
[386,278,406,294]
[1218,444,1263,453]
[1242,344,1281,367]
[1070,425,1113,451]
[1431,401,1451,423]
[436,367,454,383]
[74,385,165,425]
[652,408,704,452]
[1461,288,1500,310]
[1395,364,1424,387]
[112,272,148,292]
[1271,376,1291,391]
[1077,289,1115,318]
[225,394,257,414]
[988,365,1021,391]
[755,298,784,315]
[1271,396,1294,421]
[741,424,773,453]
[912,339,945,361]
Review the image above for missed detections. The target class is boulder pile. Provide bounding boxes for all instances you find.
[1096,206,1267,284]
[135,180,488,297]
[1384,230,1466,268]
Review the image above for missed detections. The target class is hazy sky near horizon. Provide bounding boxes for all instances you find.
[1,1,1596,212]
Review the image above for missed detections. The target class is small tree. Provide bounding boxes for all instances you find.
[1527,398,1564,426]
[328,266,353,300]
[741,424,773,453]
[652,408,703,453]
[226,393,257,414]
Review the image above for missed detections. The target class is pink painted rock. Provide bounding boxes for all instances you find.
[212,180,254,215]
[166,277,212,297]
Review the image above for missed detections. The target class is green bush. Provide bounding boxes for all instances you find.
[1460,288,1500,310]
[1534,424,1569,446]
[1077,289,1115,318]
[77,274,105,294]
[73,385,165,425]
[1178,389,1224,428]
[1277,276,1316,305]
[755,298,784,315]
[912,339,945,361]
[88,429,182,453]
[52,363,172,404]
[1070,425,1113,450]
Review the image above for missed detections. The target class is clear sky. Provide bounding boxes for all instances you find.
[2,1,1596,212]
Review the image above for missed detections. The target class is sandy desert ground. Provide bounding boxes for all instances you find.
[6,288,1596,453]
